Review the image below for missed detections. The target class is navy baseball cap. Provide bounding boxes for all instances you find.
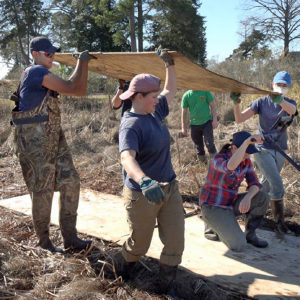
[273,71,291,87]
[29,36,61,53]
[232,131,258,154]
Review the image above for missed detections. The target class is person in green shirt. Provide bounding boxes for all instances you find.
[181,90,218,162]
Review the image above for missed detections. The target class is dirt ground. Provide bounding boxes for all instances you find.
[1,94,300,299]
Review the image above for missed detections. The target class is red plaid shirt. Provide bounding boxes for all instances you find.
[199,151,261,210]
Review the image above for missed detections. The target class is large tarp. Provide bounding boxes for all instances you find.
[54,51,273,95]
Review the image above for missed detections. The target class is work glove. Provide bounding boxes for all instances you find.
[73,50,97,61]
[230,92,241,104]
[156,45,174,67]
[139,176,164,205]
[270,94,283,104]
[118,79,125,90]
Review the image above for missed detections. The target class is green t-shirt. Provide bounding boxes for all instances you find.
[181,90,214,125]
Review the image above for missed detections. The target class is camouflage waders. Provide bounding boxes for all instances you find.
[12,91,81,248]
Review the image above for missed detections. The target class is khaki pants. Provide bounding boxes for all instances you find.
[201,191,269,251]
[122,180,185,266]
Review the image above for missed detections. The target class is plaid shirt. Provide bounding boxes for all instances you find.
[199,151,261,210]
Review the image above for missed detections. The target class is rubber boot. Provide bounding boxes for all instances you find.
[39,236,63,253]
[204,223,220,241]
[112,251,136,280]
[271,200,292,235]
[157,263,178,296]
[61,216,92,251]
[245,215,268,248]
[63,233,92,251]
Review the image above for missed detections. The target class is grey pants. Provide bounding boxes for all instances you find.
[201,191,269,251]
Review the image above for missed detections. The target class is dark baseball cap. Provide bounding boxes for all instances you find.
[232,131,258,154]
[29,36,61,53]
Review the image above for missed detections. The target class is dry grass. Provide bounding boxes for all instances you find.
[0,89,299,299]
[0,89,299,213]
[0,206,242,300]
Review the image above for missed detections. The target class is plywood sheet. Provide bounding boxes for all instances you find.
[1,189,299,299]
[54,52,272,95]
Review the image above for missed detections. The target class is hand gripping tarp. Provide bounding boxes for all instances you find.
[54,51,273,95]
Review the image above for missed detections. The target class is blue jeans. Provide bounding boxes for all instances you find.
[253,148,285,200]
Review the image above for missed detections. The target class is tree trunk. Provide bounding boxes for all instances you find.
[137,0,143,52]
[129,3,137,52]
[284,15,289,55]
[11,1,30,65]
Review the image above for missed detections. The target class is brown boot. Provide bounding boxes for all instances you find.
[271,200,292,235]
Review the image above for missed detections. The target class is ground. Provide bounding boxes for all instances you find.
[1,94,299,299]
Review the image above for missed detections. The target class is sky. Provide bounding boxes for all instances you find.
[0,0,250,79]
[201,0,242,62]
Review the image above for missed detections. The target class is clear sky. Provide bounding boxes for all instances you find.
[201,0,242,61]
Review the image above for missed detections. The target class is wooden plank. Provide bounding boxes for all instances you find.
[1,189,299,299]
[54,52,272,95]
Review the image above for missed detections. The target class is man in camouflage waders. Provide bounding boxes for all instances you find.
[11,36,95,253]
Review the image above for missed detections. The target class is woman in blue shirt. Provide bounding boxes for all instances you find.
[231,71,297,235]
[115,48,184,296]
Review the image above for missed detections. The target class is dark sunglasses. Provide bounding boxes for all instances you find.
[39,51,55,58]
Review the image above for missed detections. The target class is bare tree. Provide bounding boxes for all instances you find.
[243,0,300,54]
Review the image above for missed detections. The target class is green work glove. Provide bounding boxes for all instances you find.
[270,94,283,104]
[139,176,164,205]
[156,45,174,67]
[230,92,241,104]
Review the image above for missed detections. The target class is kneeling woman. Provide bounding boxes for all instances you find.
[200,131,269,251]
[116,49,184,294]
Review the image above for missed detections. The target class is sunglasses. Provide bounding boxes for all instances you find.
[39,51,55,58]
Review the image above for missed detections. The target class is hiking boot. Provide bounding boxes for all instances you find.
[204,223,220,241]
[155,263,178,296]
[245,215,268,248]
[112,252,136,280]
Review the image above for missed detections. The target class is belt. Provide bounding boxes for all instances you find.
[11,115,49,126]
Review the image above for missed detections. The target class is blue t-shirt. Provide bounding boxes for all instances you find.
[19,65,50,111]
[249,96,297,150]
[119,95,176,191]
